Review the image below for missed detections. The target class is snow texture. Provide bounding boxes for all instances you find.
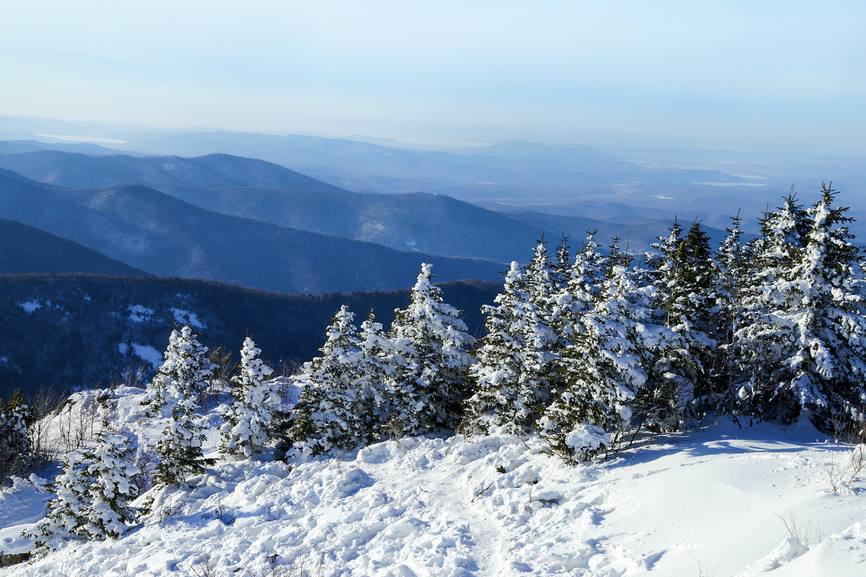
[170,308,206,329]
[18,301,42,314]
[2,389,865,576]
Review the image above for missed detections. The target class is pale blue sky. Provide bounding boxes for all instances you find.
[2,1,864,151]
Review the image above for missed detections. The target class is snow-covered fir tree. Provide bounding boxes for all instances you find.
[713,213,750,396]
[154,396,212,486]
[518,240,562,424]
[464,261,530,434]
[144,325,215,416]
[81,429,139,540]
[673,221,717,397]
[539,263,646,462]
[566,232,606,316]
[220,337,277,458]
[553,234,571,290]
[733,194,812,421]
[637,221,715,430]
[388,263,475,435]
[27,450,93,554]
[358,310,394,440]
[0,391,31,479]
[290,305,368,454]
[737,186,866,430]
[553,231,608,345]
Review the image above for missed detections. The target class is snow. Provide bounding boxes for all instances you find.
[18,301,42,314]
[563,424,610,453]
[170,308,206,329]
[0,476,51,556]
[131,344,163,367]
[2,389,865,576]
[128,305,155,323]
[118,343,163,367]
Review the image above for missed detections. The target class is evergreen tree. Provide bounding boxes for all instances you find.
[154,397,211,486]
[358,310,393,441]
[388,263,475,435]
[464,262,530,434]
[144,326,215,416]
[638,220,715,430]
[566,232,606,316]
[714,213,750,396]
[518,240,561,422]
[673,222,717,397]
[734,194,811,421]
[539,264,646,462]
[82,429,139,539]
[553,234,571,290]
[0,391,31,479]
[220,337,277,458]
[28,450,93,554]
[738,186,866,429]
[290,305,367,454]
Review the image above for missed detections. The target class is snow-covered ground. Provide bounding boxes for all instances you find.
[1,389,864,577]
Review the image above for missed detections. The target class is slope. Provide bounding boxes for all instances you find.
[0,273,497,395]
[2,391,863,577]
[0,218,146,276]
[0,150,551,261]
[0,169,505,294]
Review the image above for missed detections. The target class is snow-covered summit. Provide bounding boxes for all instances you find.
[2,387,864,577]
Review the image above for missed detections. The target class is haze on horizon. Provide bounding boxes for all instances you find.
[2,0,865,154]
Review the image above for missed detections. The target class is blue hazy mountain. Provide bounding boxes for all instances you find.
[0,148,729,261]
[0,169,504,294]
[0,218,147,276]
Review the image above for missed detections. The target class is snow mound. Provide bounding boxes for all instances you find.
[3,391,865,577]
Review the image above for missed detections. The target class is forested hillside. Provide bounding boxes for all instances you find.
[0,273,497,396]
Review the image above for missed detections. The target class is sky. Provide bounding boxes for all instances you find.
[2,1,865,152]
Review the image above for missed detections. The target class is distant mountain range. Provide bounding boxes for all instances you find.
[0,169,504,293]
[0,148,731,262]
[0,274,498,395]
[0,218,146,276]
[114,131,752,204]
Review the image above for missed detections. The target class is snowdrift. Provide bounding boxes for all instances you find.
[1,388,865,576]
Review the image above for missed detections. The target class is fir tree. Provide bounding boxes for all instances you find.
[714,213,750,396]
[539,264,646,462]
[464,262,530,433]
[738,186,866,429]
[0,391,31,479]
[290,305,367,454]
[154,397,212,486]
[28,450,93,554]
[220,337,277,458]
[734,194,811,421]
[358,310,393,441]
[388,263,475,435]
[82,429,139,539]
[567,232,606,316]
[553,234,571,290]
[518,240,561,422]
[144,326,215,416]
[638,220,715,430]
[673,221,717,398]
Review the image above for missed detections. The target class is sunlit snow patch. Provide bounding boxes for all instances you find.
[170,308,206,329]
[118,342,163,367]
[18,300,42,314]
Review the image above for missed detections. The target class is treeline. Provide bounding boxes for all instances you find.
[278,184,866,462]
[5,184,866,557]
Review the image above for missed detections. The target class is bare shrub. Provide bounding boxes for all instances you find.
[182,554,220,577]
[824,444,866,494]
